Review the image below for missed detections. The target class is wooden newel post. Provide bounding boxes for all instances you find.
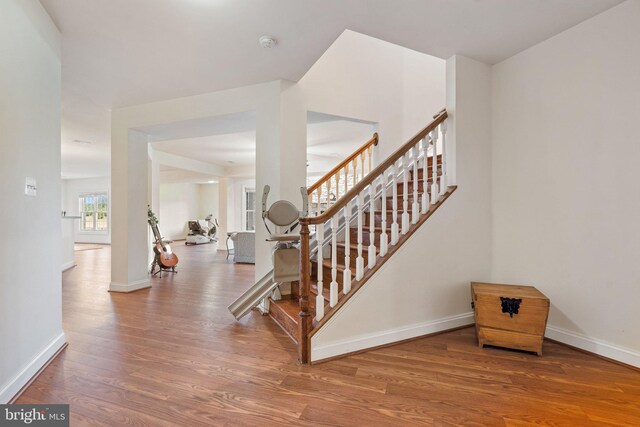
[298,220,312,364]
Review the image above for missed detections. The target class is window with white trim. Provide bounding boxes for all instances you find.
[242,187,256,231]
[79,193,109,232]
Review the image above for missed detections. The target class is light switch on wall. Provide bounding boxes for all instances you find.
[25,177,37,196]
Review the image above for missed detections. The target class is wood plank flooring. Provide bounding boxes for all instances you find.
[17,242,640,426]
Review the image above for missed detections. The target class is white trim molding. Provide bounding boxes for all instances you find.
[311,312,474,362]
[61,261,76,272]
[546,325,640,368]
[0,332,67,404]
[109,278,150,293]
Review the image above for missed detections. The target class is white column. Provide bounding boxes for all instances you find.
[217,177,228,243]
[110,129,151,293]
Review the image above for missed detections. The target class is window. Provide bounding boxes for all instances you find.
[79,193,108,232]
[243,187,256,231]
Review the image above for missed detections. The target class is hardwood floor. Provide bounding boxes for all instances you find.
[17,242,640,426]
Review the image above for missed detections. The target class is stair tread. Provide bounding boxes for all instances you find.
[334,241,379,251]
[349,225,389,232]
[310,280,331,302]
[320,259,350,271]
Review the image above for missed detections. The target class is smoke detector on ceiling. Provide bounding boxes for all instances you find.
[258,35,277,49]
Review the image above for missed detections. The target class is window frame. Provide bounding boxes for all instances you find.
[241,186,256,232]
[78,192,109,234]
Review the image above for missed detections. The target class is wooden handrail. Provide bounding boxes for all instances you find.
[307,133,378,194]
[301,110,447,225]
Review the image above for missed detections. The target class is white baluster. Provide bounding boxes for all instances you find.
[355,191,365,281]
[343,201,352,294]
[402,153,410,234]
[368,180,377,269]
[412,145,420,224]
[352,158,357,187]
[421,137,430,214]
[431,127,440,203]
[379,169,388,256]
[439,120,448,196]
[330,216,339,307]
[391,162,399,245]
[315,222,325,321]
[343,165,348,197]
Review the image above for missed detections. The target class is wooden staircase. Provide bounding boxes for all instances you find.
[267,110,455,363]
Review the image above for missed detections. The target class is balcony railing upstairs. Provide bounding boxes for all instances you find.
[307,133,378,217]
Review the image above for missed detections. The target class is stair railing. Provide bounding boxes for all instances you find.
[298,110,449,363]
[307,133,378,217]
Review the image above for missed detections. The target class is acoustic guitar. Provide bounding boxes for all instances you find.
[149,221,179,268]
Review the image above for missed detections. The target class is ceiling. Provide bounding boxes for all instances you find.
[150,111,376,183]
[45,0,622,178]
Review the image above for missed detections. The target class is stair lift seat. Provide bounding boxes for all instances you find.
[262,185,308,284]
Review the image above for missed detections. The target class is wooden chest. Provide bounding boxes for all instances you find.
[471,282,550,355]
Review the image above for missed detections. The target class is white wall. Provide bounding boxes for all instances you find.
[311,55,493,361]
[491,0,640,366]
[299,30,446,162]
[62,176,111,244]
[156,182,222,242]
[0,0,66,402]
[226,178,256,233]
[159,183,200,241]
[199,183,219,221]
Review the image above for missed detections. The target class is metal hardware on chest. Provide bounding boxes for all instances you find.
[500,297,522,318]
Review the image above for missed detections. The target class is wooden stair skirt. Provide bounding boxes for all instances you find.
[268,109,452,363]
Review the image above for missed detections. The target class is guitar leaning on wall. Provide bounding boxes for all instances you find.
[148,206,179,277]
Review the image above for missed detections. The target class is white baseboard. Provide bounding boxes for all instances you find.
[546,325,640,368]
[61,261,76,272]
[311,312,474,362]
[109,278,150,293]
[0,332,67,403]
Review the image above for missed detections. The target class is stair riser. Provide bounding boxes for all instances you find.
[335,244,370,269]
[322,264,348,285]
[395,180,434,195]
[268,299,299,343]
[348,229,389,246]
[365,210,420,227]
[411,164,442,180]
[311,262,347,287]
[385,198,423,213]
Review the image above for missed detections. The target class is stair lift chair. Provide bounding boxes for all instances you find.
[261,185,308,300]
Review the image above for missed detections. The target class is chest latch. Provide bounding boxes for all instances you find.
[500,297,522,318]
